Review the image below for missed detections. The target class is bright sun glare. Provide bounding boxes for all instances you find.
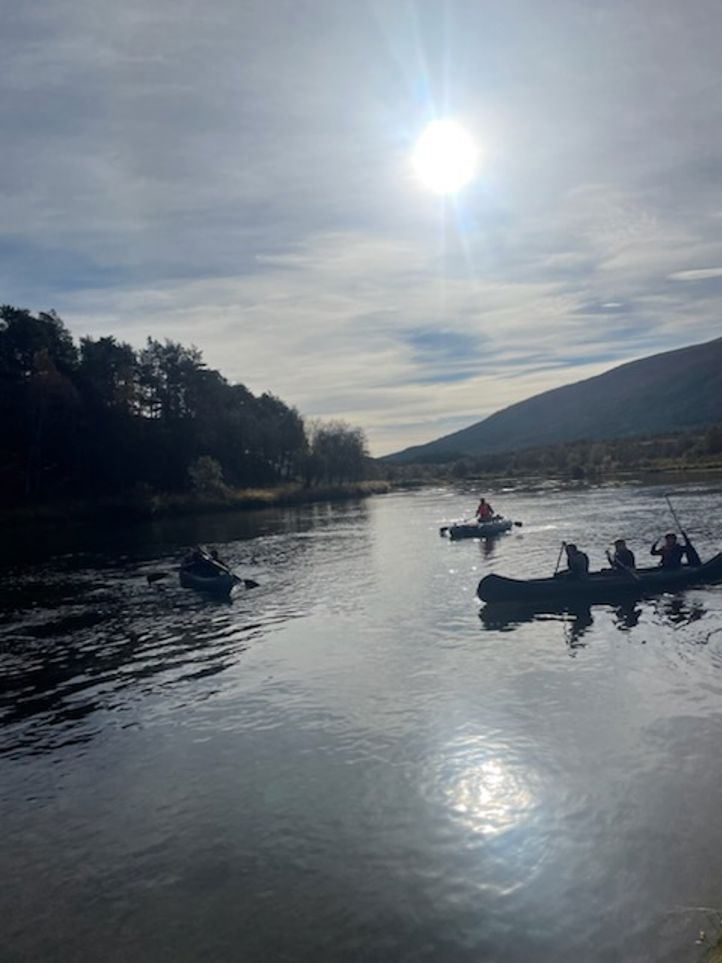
[411,119,478,195]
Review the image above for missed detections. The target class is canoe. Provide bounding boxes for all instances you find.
[441,516,514,540]
[477,552,722,605]
[179,566,236,598]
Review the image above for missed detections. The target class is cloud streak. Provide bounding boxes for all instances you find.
[669,268,722,282]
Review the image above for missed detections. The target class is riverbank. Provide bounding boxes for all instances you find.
[1,480,392,527]
[386,461,722,489]
[6,460,721,527]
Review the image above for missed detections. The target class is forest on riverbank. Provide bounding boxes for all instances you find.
[0,305,371,507]
[383,425,722,486]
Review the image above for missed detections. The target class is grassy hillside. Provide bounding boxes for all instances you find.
[385,336,722,463]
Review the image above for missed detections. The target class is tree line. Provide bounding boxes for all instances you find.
[383,426,722,485]
[0,305,369,502]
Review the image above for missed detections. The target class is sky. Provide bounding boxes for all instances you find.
[3,0,722,456]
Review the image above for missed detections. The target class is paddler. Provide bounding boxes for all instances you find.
[650,532,701,569]
[563,543,589,578]
[475,497,494,522]
[182,546,225,576]
[607,538,636,571]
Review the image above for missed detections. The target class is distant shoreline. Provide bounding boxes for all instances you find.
[387,460,722,489]
[4,462,722,528]
[1,480,392,527]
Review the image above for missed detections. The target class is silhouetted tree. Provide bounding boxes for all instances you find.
[307,420,368,484]
[0,305,369,503]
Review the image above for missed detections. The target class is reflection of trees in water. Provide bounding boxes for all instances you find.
[150,495,371,556]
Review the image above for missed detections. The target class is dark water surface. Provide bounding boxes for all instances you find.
[3,483,722,962]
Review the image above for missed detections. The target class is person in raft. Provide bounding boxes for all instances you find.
[475,497,494,522]
[563,543,589,578]
[650,532,701,569]
[608,538,636,571]
[182,546,224,576]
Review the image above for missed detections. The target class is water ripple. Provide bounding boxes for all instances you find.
[2,487,722,962]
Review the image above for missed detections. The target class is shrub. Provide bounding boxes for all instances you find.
[188,456,227,495]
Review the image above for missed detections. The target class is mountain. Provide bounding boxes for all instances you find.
[384,336,722,463]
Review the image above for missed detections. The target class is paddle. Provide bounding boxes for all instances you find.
[664,493,684,533]
[194,547,260,589]
[203,551,261,590]
[605,548,640,582]
[664,494,702,567]
[553,541,566,576]
[146,572,169,585]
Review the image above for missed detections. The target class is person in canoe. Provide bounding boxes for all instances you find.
[180,546,259,591]
[562,543,589,578]
[182,546,225,577]
[475,498,494,522]
[607,538,636,571]
[650,532,701,569]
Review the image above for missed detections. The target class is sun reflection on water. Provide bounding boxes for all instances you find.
[444,753,536,838]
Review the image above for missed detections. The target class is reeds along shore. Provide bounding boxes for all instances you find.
[1,481,393,526]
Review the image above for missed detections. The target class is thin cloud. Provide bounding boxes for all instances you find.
[668,267,722,281]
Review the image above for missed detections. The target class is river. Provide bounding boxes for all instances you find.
[2,481,722,962]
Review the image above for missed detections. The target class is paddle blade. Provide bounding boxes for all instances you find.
[513,521,523,527]
[146,572,169,585]
[242,578,260,589]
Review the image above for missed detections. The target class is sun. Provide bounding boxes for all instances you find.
[411,119,478,195]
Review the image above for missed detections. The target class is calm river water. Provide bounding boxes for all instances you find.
[2,482,722,962]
